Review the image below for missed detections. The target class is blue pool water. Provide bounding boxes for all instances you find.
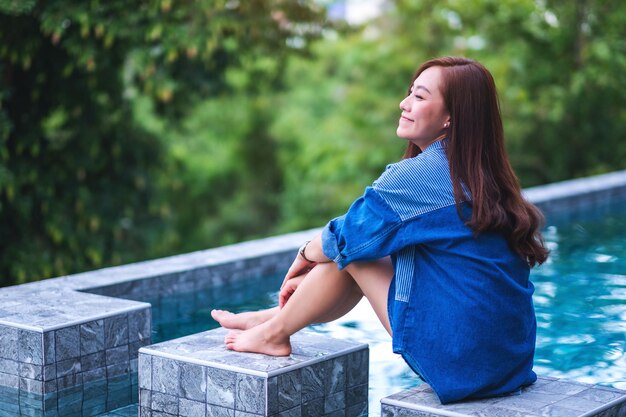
[138,206,626,416]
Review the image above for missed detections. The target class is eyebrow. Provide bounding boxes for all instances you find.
[414,84,431,95]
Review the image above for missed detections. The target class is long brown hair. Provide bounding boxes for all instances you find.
[403,57,548,266]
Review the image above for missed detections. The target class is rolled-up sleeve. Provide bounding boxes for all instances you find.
[321,186,404,270]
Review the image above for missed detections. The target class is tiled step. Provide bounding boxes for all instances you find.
[138,327,369,417]
[381,376,626,417]
[0,286,151,415]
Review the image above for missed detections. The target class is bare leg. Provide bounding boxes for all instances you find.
[213,273,363,330]
[224,258,393,355]
[211,307,279,330]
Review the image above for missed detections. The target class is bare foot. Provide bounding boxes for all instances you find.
[211,307,278,330]
[224,321,292,356]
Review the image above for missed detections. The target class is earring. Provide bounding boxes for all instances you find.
[444,122,449,128]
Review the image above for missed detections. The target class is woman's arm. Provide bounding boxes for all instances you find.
[281,234,330,289]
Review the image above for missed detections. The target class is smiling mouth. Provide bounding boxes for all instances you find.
[400,115,414,122]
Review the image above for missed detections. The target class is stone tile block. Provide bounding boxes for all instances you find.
[152,391,179,415]
[236,373,266,414]
[179,362,207,402]
[105,314,129,349]
[19,363,43,381]
[0,325,18,360]
[0,358,19,375]
[179,397,206,417]
[128,308,152,343]
[55,325,80,361]
[56,358,81,378]
[380,377,626,417]
[206,367,236,408]
[18,329,43,365]
[106,344,130,366]
[80,319,105,355]
[139,328,368,417]
[278,369,301,412]
[152,355,180,393]
[139,353,152,390]
[206,403,235,417]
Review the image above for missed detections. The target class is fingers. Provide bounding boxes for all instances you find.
[279,276,304,308]
[281,257,315,289]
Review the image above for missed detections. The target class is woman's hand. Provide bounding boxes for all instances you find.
[281,235,330,289]
[279,275,305,308]
[281,255,315,290]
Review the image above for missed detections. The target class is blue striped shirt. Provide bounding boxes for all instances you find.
[322,139,537,404]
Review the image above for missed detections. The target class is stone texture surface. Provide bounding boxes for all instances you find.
[138,327,369,417]
[381,377,626,417]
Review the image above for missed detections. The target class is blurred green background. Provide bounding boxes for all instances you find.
[1,0,625,286]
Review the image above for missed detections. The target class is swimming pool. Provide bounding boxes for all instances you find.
[1,201,624,416]
[135,205,626,416]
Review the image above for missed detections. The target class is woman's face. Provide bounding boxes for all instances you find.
[396,66,450,149]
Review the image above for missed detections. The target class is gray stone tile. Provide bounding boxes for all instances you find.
[139,387,152,408]
[346,383,367,407]
[279,405,302,417]
[533,380,590,396]
[105,314,129,349]
[302,398,324,417]
[152,356,179,393]
[279,369,301,412]
[106,344,130,366]
[151,391,178,415]
[55,325,80,361]
[44,378,58,393]
[128,308,151,343]
[81,351,106,372]
[493,394,550,412]
[471,406,530,416]
[43,331,55,364]
[325,409,346,417]
[82,367,107,383]
[268,376,279,416]
[0,358,19,375]
[107,361,131,378]
[551,394,606,412]
[346,401,367,417]
[325,356,346,395]
[56,358,81,378]
[139,407,151,417]
[179,362,207,402]
[139,353,152,390]
[347,349,368,388]
[577,387,626,403]
[179,397,206,417]
[19,377,43,394]
[42,364,56,382]
[325,390,346,414]
[57,372,83,390]
[19,363,43,381]
[0,371,19,389]
[236,373,265,414]
[80,319,105,355]
[301,362,324,403]
[206,403,235,417]
[535,403,585,416]
[18,329,43,365]
[206,367,236,409]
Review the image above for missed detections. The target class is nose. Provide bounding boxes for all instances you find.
[399,95,410,111]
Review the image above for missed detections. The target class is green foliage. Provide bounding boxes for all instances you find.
[0,0,327,285]
[2,0,625,286]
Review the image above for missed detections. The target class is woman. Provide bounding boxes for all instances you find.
[211,56,548,404]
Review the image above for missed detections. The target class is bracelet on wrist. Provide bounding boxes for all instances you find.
[298,240,314,263]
